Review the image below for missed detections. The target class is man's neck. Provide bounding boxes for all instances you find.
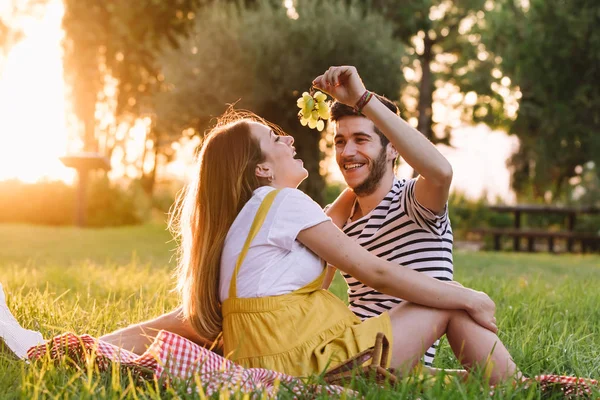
[351,173,395,221]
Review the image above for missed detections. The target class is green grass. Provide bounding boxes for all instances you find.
[0,223,599,399]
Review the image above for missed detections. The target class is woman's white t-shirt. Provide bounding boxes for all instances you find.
[219,186,331,302]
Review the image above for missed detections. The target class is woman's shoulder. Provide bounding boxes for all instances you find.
[254,186,313,202]
[279,187,313,201]
[252,187,323,216]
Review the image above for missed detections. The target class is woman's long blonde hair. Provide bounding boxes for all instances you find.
[170,115,270,342]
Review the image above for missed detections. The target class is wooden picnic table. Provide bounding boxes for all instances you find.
[472,204,600,253]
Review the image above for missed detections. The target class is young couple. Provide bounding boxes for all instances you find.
[1,66,518,384]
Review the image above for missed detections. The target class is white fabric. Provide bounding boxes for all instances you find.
[219,187,331,302]
[0,283,45,360]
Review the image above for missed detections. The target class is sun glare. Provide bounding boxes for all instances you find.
[0,0,518,203]
[0,0,74,183]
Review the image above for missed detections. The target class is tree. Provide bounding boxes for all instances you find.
[481,0,600,201]
[154,0,404,204]
[0,1,47,70]
[0,19,14,54]
[60,0,203,193]
[367,0,503,146]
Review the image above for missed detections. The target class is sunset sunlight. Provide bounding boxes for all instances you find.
[0,0,74,183]
[1,1,599,398]
[0,0,518,202]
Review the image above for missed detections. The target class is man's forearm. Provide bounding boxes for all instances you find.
[362,97,452,185]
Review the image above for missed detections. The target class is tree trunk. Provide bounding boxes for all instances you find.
[146,133,160,196]
[413,36,434,178]
[297,128,325,206]
[139,132,149,180]
[417,36,434,142]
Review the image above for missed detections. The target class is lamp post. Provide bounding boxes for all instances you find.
[59,152,110,227]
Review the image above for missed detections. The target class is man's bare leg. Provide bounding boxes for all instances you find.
[387,302,518,385]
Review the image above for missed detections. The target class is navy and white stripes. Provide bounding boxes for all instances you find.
[341,178,454,366]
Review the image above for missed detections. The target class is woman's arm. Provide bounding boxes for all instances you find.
[100,307,215,354]
[321,188,356,289]
[298,221,498,332]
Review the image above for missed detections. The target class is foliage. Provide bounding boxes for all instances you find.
[86,176,151,226]
[0,177,150,227]
[60,0,205,196]
[0,224,599,397]
[151,182,180,214]
[365,0,504,144]
[568,163,600,207]
[448,189,600,244]
[323,181,346,206]
[154,0,404,204]
[0,18,13,54]
[62,0,202,126]
[447,191,510,239]
[480,0,600,201]
[0,180,74,226]
[0,0,47,68]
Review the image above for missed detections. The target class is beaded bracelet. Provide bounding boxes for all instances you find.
[354,90,374,114]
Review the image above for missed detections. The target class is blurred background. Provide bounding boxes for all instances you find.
[0,0,598,240]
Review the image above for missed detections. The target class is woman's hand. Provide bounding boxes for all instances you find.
[464,290,498,333]
[312,66,366,107]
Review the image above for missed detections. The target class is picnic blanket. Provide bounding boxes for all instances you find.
[26,331,598,398]
[26,330,347,397]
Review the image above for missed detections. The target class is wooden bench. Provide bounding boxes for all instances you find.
[470,228,600,253]
[469,205,600,253]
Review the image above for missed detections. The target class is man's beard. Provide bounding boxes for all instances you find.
[351,148,387,197]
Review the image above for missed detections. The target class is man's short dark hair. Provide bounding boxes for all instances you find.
[329,94,400,147]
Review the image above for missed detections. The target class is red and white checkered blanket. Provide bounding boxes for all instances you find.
[26,331,598,398]
[26,330,347,397]
[528,374,598,398]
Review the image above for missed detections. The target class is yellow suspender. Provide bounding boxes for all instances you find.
[228,189,281,299]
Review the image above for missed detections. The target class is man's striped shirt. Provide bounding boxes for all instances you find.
[341,177,454,366]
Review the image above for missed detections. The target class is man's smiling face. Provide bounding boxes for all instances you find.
[334,116,391,196]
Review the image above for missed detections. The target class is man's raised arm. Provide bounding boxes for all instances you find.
[313,65,452,215]
[361,97,452,214]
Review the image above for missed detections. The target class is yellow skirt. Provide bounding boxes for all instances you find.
[222,288,393,377]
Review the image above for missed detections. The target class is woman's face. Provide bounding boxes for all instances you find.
[250,122,308,188]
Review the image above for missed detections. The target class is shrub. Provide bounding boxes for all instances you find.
[0,177,150,227]
[448,192,513,240]
[0,180,75,225]
[85,177,150,227]
[322,181,345,206]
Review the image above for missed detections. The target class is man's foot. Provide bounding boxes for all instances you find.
[0,283,44,360]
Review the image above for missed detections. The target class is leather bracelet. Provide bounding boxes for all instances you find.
[354,90,374,114]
